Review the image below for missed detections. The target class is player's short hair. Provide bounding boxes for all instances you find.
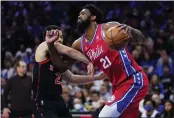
[83,4,104,24]
[43,25,61,39]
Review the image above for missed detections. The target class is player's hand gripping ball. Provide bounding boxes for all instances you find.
[104,24,131,50]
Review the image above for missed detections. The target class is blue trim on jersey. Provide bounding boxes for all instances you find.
[80,37,84,53]
[87,25,99,44]
[101,24,105,40]
[119,49,136,76]
[110,72,143,114]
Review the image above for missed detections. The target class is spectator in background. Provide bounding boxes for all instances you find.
[62,85,74,110]
[161,64,174,99]
[23,48,34,77]
[139,99,161,118]
[100,84,111,101]
[92,97,106,118]
[74,89,86,104]
[72,98,84,112]
[162,100,174,118]
[15,44,26,60]
[150,74,165,99]
[151,94,165,115]
[4,51,14,63]
[2,60,32,118]
[82,88,91,102]
[89,91,100,110]
[170,90,174,103]
[23,48,33,66]
[155,49,173,77]
[2,60,14,80]
[140,51,155,76]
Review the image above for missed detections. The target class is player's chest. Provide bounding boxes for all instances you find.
[83,39,109,63]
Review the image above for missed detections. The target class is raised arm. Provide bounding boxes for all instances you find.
[46,29,94,76]
[45,30,70,72]
[62,70,107,84]
[103,22,147,45]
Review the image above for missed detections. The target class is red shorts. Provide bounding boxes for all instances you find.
[99,72,149,118]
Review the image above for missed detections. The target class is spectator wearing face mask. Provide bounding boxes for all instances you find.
[162,100,174,118]
[152,94,165,115]
[139,99,161,118]
[72,98,84,112]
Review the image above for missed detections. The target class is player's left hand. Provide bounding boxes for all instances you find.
[87,62,94,77]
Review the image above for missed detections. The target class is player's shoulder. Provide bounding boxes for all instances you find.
[102,21,121,31]
[35,41,49,62]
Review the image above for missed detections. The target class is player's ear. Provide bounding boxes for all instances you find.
[91,15,96,21]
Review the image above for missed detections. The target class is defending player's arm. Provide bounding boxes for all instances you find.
[104,22,147,45]
[62,70,107,84]
[45,30,71,72]
[46,29,94,75]
[54,41,90,64]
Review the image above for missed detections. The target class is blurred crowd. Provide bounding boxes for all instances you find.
[1,1,174,118]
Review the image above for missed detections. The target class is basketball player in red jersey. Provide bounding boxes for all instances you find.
[55,4,149,118]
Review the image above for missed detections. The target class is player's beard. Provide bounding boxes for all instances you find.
[77,17,91,34]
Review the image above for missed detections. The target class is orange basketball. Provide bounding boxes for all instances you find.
[104,26,130,50]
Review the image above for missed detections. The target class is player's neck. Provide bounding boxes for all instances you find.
[85,23,97,42]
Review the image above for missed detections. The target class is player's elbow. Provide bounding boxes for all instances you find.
[131,28,147,44]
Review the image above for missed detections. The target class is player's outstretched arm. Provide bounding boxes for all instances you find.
[54,41,90,64]
[62,70,107,84]
[54,39,94,77]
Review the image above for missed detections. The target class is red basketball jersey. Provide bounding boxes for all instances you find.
[81,24,142,90]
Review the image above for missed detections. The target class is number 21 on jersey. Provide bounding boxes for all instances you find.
[100,56,111,69]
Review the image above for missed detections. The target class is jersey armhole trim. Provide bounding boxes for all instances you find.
[101,24,105,40]
[38,58,51,65]
[80,37,84,53]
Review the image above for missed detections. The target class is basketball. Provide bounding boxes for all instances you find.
[104,26,130,50]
